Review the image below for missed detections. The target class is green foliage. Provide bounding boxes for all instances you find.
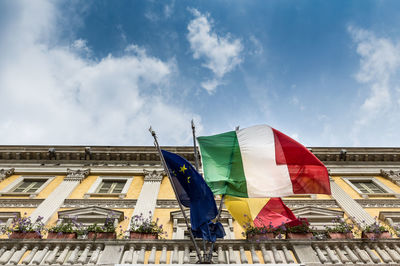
[48,218,81,234]
[325,217,354,233]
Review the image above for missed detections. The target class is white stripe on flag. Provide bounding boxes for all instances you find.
[236,125,293,197]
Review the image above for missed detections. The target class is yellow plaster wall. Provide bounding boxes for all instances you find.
[127,176,144,199]
[0,208,36,239]
[375,176,400,193]
[68,175,98,198]
[158,177,175,199]
[152,208,178,239]
[0,175,20,190]
[332,176,362,199]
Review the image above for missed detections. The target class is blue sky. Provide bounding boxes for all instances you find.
[1,0,400,146]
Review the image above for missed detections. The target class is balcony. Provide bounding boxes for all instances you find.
[0,238,400,265]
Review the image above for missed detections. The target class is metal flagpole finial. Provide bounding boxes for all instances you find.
[191,119,195,130]
[149,126,156,137]
[235,125,240,131]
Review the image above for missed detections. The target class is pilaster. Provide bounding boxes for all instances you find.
[131,170,164,221]
[30,169,90,224]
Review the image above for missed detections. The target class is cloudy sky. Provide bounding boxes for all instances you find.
[1,0,400,147]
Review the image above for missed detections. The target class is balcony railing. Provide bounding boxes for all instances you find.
[1,238,400,265]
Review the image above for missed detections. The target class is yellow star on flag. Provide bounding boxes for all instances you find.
[179,164,187,174]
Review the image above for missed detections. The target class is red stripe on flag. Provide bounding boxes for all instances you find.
[272,128,331,195]
[253,198,299,228]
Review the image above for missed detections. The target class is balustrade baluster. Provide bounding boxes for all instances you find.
[66,245,80,265]
[250,245,260,264]
[282,245,294,263]
[313,244,328,263]
[88,244,102,264]
[32,244,50,265]
[171,244,179,264]
[22,245,39,265]
[78,244,91,264]
[382,243,400,263]
[183,245,190,264]
[159,245,167,264]
[45,244,60,265]
[324,244,340,264]
[124,244,135,264]
[9,244,28,265]
[342,244,359,264]
[239,246,248,264]
[228,245,236,264]
[260,244,272,264]
[393,243,400,256]
[0,246,6,258]
[0,244,17,264]
[271,245,283,264]
[137,244,146,264]
[353,244,372,264]
[334,244,350,264]
[364,245,381,264]
[56,244,71,265]
[148,245,157,264]
[218,246,226,264]
[373,243,392,263]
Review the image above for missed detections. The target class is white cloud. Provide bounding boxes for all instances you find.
[187,8,243,93]
[0,1,201,145]
[348,26,400,145]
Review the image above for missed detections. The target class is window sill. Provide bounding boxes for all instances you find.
[0,193,38,198]
[84,193,126,199]
[359,193,400,199]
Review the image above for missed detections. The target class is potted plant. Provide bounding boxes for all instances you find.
[243,221,276,241]
[87,217,117,239]
[129,212,166,239]
[5,214,45,239]
[325,217,354,239]
[47,218,81,239]
[360,220,391,239]
[284,218,314,239]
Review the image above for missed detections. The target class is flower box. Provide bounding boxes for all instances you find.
[87,232,116,239]
[130,232,158,239]
[9,232,42,239]
[361,231,391,239]
[246,232,275,241]
[328,232,354,239]
[47,232,77,239]
[286,232,313,239]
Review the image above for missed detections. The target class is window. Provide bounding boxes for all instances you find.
[12,179,46,193]
[351,181,386,194]
[0,176,55,198]
[85,176,133,198]
[343,177,399,199]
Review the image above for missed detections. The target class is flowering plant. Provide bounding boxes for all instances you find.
[86,217,116,233]
[48,217,82,235]
[4,214,45,237]
[281,218,312,234]
[360,221,388,234]
[242,218,277,238]
[130,212,166,237]
[325,217,354,233]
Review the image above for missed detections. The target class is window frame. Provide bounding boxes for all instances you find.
[343,177,399,199]
[85,176,133,199]
[0,176,55,198]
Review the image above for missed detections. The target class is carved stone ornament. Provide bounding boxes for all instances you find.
[143,169,164,182]
[65,168,90,182]
[0,168,15,181]
[380,169,400,186]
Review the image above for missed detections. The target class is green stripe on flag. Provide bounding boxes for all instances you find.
[197,131,248,197]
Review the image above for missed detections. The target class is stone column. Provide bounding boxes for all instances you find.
[131,170,164,221]
[30,169,90,224]
[330,179,375,225]
[0,168,14,182]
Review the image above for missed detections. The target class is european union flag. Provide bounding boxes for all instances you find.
[162,150,225,242]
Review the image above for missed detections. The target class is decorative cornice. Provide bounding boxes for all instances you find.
[0,199,43,208]
[283,199,338,209]
[381,169,400,186]
[63,199,137,209]
[143,169,164,182]
[356,199,400,208]
[0,168,14,181]
[65,168,90,182]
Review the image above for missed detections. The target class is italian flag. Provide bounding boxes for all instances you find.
[197,124,331,198]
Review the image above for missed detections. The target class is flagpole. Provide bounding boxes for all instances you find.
[191,119,200,171]
[149,127,203,263]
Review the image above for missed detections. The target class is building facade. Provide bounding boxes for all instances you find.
[0,145,399,265]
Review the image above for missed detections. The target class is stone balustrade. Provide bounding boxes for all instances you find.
[0,238,400,265]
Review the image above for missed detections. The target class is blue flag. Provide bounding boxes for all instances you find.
[161,150,225,242]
